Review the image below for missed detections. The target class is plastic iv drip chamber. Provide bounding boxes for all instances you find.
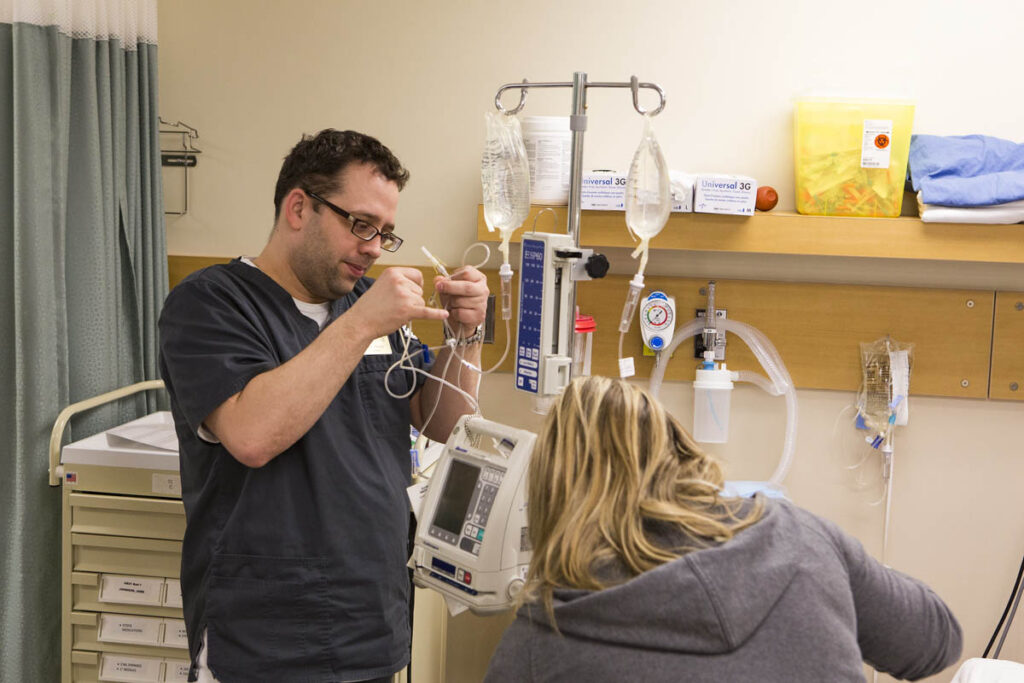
[619,274,645,334]
[499,263,513,320]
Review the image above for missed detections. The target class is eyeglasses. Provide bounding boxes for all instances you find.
[304,189,404,252]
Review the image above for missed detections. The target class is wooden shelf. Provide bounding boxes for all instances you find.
[477,205,1024,264]
[166,255,1023,401]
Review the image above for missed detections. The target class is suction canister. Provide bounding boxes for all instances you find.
[693,364,736,443]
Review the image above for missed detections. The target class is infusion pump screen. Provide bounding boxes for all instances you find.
[433,459,481,536]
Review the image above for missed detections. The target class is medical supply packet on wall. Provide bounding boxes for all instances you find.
[693,174,757,215]
[581,170,693,212]
[794,96,915,217]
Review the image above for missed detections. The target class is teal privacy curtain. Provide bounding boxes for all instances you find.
[0,1,166,680]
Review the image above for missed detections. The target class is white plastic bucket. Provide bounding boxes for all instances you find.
[522,116,571,205]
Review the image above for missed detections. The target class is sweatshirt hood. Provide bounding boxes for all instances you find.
[525,500,799,655]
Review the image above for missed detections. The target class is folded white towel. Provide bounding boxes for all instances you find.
[918,192,1024,224]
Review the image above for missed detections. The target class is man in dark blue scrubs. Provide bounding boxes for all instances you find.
[158,129,489,682]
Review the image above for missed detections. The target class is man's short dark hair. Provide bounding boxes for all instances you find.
[273,129,409,219]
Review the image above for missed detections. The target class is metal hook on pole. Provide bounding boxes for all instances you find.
[630,75,666,117]
[495,79,530,115]
[492,75,666,117]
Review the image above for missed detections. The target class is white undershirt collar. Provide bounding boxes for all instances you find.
[241,256,330,329]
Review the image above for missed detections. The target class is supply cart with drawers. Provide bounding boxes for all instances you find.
[49,381,189,683]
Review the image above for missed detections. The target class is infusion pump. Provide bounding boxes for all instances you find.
[411,416,536,614]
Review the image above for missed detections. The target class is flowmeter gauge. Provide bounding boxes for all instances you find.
[639,291,676,352]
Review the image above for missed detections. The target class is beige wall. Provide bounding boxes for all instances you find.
[158,1,1024,680]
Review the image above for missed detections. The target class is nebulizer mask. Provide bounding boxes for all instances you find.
[617,115,671,375]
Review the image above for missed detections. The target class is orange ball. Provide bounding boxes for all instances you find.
[756,186,778,211]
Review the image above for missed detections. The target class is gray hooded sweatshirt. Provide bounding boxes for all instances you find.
[484,499,961,682]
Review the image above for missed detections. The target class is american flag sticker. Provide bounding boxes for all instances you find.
[65,472,77,484]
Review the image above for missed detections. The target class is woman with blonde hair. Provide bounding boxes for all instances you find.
[485,376,961,682]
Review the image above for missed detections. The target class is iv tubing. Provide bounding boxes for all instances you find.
[385,338,481,430]
[420,342,461,435]
[649,317,798,487]
[461,240,513,370]
[384,280,484,433]
[629,238,650,278]
[617,230,651,369]
[465,241,512,373]
[498,234,512,267]
[616,272,645,374]
[881,437,894,566]
[481,318,512,374]
[462,242,491,269]
[373,239,506,438]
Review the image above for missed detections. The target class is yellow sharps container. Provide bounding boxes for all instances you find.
[794,97,915,217]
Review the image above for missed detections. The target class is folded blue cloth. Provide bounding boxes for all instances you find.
[909,134,1024,207]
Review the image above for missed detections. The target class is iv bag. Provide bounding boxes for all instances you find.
[625,116,671,241]
[858,338,914,431]
[481,112,531,235]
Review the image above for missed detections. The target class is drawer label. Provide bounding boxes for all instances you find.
[98,653,162,682]
[163,579,183,608]
[165,659,191,682]
[162,619,189,648]
[152,473,181,496]
[98,613,162,645]
[99,575,164,605]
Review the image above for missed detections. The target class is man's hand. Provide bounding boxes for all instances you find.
[348,267,448,340]
[435,266,489,338]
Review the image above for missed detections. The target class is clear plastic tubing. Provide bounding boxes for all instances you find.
[649,317,798,486]
[735,370,780,396]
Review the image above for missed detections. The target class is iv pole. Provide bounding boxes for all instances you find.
[492,72,666,379]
